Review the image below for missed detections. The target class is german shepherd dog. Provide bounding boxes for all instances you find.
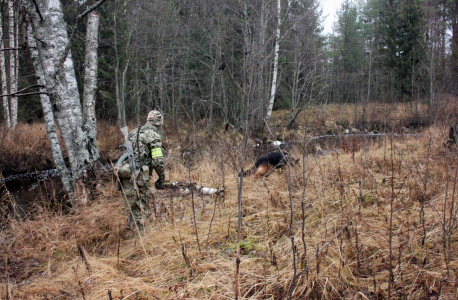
[242,151,289,179]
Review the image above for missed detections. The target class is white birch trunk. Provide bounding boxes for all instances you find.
[0,14,10,127]
[265,0,281,124]
[28,25,73,197]
[429,37,435,115]
[121,59,128,124]
[113,10,123,128]
[25,0,99,197]
[14,9,18,124]
[8,0,17,128]
[82,11,100,163]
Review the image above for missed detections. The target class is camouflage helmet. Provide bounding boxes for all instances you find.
[147,110,163,126]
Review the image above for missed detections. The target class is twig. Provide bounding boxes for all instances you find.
[388,135,394,300]
[14,92,48,97]
[57,0,110,72]
[178,233,193,276]
[78,280,86,300]
[359,137,368,214]
[235,110,252,300]
[4,255,9,300]
[206,191,220,254]
[263,120,298,298]
[443,163,450,277]
[188,168,201,253]
[116,236,120,270]
[77,243,91,275]
[421,134,433,246]
[0,47,22,52]
[296,219,353,278]
[0,84,46,98]
[447,166,458,276]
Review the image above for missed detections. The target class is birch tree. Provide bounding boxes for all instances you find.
[0,13,9,127]
[82,11,100,166]
[28,26,73,196]
[452,0,458,84]
[24,0,103,201]
[265,0,281,124]
[113,5,127,128]
[8,0,17,128]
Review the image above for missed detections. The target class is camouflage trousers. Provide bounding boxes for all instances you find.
[118,164,150,231]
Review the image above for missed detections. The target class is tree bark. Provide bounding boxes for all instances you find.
[82,11,100,163]
[28,25,73,197]
[113,8,126,128]
[452,0,458,84]
[8,0,17,128]
[0,12,10,127]
[265,0,281,124]
[25,0,100,200]
[363,43,372,127]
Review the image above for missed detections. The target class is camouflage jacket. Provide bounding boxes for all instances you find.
[128,123,163,168]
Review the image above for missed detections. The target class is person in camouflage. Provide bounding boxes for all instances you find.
[116,110,166,231]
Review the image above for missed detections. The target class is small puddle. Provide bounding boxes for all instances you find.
[1,164,114,218]
[1,169,63,218]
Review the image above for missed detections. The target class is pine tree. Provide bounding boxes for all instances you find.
[376,0,426,99]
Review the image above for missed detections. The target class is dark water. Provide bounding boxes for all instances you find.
[1,169,63,217]
[1,164,114,217]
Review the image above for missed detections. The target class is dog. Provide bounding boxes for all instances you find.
[241,151,290,179]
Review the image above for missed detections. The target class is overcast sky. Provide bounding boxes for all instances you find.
[321,0,344,34]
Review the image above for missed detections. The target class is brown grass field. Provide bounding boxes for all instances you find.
[1,100,458,299]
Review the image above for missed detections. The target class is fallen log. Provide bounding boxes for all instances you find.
[153,181,225,196]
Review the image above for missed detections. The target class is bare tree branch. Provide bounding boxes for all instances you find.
[15,92,49,97]
[0,84,46,97]
[56,0,110,72]
[0,47,22,52]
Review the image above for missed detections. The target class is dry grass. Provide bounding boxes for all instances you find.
[0,99,451,175]
[0,120,124,175]
[0,123,53,174]
[2,100,458,299]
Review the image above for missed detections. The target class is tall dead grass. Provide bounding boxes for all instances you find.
[1,121,458,299]
[2,99,458,299]
[0,121,124,175]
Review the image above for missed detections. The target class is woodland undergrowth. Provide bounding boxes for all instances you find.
[1,101,458,299]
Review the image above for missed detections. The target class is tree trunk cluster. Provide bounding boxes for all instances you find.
[25,0,100,201]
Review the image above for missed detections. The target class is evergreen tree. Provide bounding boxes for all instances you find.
[331,0,364,103]
[376,0,426,99]
[335,0,364,74]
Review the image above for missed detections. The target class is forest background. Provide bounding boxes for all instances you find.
[1,0,457,194]
[1,0,458,298]
[4,0,457,133]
